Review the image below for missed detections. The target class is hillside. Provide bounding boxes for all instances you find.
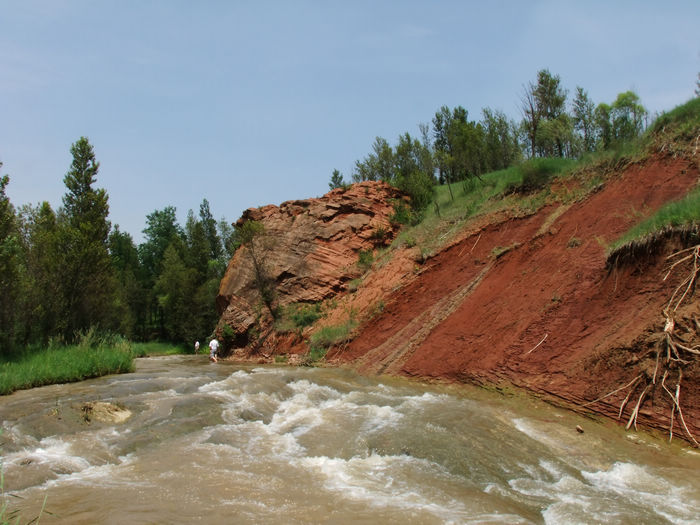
[215,103,700,444]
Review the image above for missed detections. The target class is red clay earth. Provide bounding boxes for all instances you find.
[331,156,699,441]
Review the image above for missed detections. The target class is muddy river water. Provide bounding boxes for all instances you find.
[1,356,698,524]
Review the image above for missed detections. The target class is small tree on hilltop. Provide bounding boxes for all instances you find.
[329,169,345,190]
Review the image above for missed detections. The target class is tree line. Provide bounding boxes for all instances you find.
[332,69,652,210]
[0,137,236,357]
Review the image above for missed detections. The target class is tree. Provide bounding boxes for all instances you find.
[57,137,116,339]
[594,102,613,150]
[185,209,210,282]
[352,137,394,182]
[695,72,699,98]
[199,198,222,261]
[394,132,435,211]
[234,220,276,317]
[482,108,520,171]
[139,206,184,285]
[154,244,196,342]
[432,105,455,189]
[16,202,62,345]
[329,169,345,190]
[0,168,21,354]
[611,91,647,143]
[572,87,596,154]
[520,79,541,158]
[109,225,144,339]
[218,218,237,261]
[138,206,185,339]
[521,69,568,157]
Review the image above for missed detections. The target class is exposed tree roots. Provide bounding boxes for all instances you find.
[587,244,700,446]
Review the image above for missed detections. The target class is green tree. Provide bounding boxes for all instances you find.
[329,169,345,190]
[155,244,196,342]
[432,105,455,189]
[394,132,435,211]
[57,137,116,339]
[16,202,62,345]
[572,87,596,154]
[139,206,184,285]
[108,225,144,339]
[0,169,21,354]
[185,209,210,282]
[218,218,237,261]
[139,206,185,339]
[199,198,222,261]
[521,69,568,157]
[352,137,394,182]
[481,108,520,171]
[611,90,647,143]
[594,102,613,150]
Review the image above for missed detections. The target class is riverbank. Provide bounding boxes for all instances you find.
[0,339,192,396]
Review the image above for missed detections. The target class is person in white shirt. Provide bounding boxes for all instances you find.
[209,338,220,362]
[194,341,200,354]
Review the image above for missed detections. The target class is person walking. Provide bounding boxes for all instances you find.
[209,338,220,362]
[194,341,200,354]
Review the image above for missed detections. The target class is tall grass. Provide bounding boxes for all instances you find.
[609,187,700,251]
[131,341,190,357]
[648,97,700,140]
[0,331,134,396]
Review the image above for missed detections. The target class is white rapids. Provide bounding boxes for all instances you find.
[1,356,698,524]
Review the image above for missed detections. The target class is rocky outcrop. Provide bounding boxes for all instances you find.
[215,182,405,349]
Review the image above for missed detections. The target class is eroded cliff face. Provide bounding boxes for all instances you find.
[215,182,405,348]
[214,155,700,444]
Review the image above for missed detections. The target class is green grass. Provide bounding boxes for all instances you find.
[609,187,700,251]
[391,158,579,259]
[131,341,190,357]
[648,97,700,140]
[0,343,134,396]
[309,320,357,348]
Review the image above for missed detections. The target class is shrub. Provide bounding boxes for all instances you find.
[390,202,413,225]
[309,321,357,348]
[357,249,374,271]
[291,303,322,327]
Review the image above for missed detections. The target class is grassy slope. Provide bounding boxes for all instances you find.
[395,98,700,264]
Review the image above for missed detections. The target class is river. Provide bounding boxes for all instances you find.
[1,356,698,524]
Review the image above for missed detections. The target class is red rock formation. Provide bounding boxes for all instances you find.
[215,182,405,349]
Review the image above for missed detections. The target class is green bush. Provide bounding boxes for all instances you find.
[291,303,322,327]
[309,346,327,361]
[390,202,413,225]
[357,249,374,271]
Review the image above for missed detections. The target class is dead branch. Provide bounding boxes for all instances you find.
[626,384,650,431]
[581,374,642,407]
[525,333,548,355]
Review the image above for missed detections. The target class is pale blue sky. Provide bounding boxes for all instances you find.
[2,1,699,242]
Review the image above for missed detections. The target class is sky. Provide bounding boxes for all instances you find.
[2,1,699,243]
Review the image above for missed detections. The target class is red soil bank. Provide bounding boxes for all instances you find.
[333,157,699,440]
